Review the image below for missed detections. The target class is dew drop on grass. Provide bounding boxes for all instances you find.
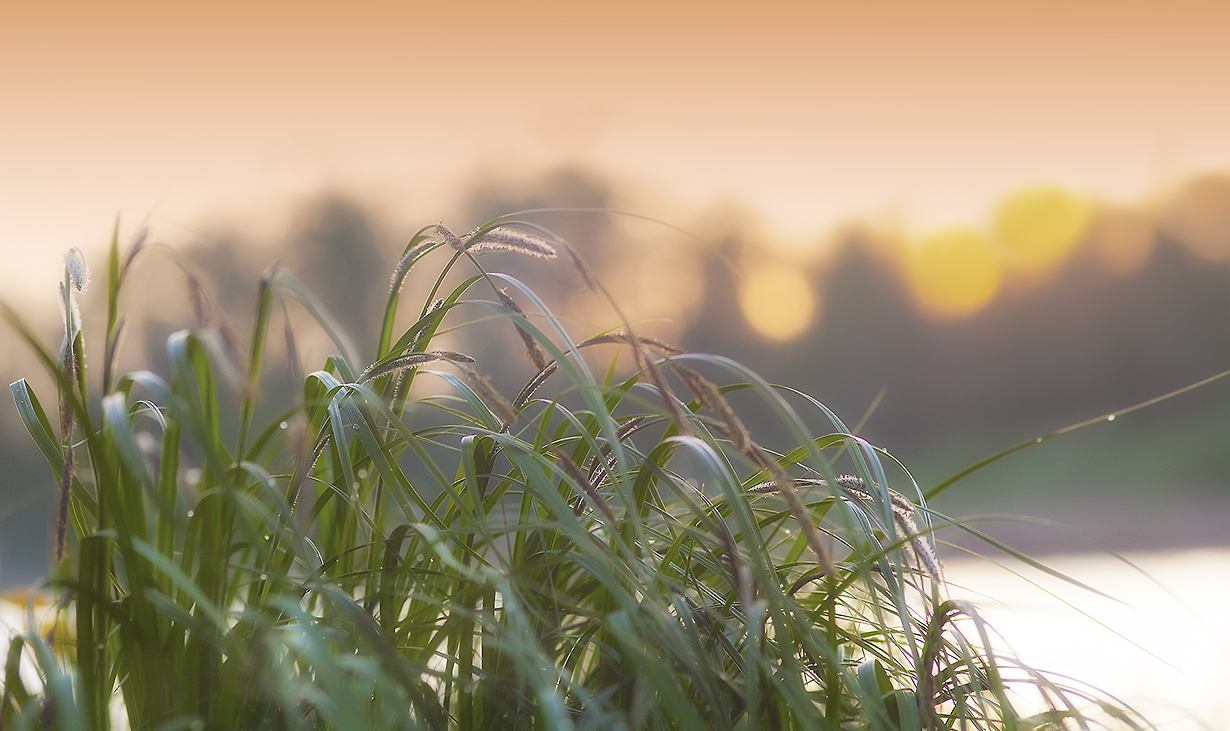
[279,421,288,430]
[259,573,268,581]
[186,510,194,518]
[1036,438,1043,444]
[1107,414,1116,421]
[358,468,369,479]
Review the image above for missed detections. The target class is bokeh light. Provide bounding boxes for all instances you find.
[993,187,1092,276]
[906,228,1003,315]
[738,262,817,341]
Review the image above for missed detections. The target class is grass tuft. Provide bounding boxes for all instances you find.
[0,216,1157,730]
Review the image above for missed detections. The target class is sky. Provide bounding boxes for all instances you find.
[5,0,1230,303]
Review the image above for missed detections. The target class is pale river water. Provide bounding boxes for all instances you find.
[2,548,1227,729]
[943,546,1230,729]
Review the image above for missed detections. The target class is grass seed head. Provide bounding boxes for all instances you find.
[581,331,684,356]
[432,223,464,249]
[58,282,83,333]
[361,350,475,383]
[766,460,838,577]
[676,365,751,453]
[389,240,436,294]
[497,288,550,371]
[64,248,90,293]
[627,333,690,434]
[463,364,518,425]
[464,227,558,259]
[556,237,599,292]
[552,446,619,527]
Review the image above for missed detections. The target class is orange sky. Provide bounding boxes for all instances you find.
[5,1,1230,301]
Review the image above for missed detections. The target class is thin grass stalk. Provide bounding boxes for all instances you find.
[234,266,276,459]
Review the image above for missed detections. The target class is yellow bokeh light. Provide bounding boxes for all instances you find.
[739,263,817,341]
[907,228,1002,316]
[993,187,1092,275]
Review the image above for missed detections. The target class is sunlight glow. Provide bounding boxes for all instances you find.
[738,263,816,341]
[906,228,1002,315]
[993,187,1092,276]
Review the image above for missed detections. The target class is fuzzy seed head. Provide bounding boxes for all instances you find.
[389,240,435,294]
[462,227,558,259]
[64,248,90,292]
[360,350,475,383]
[463,365,518,425]
[497,288,550,371]
[433,224,464,249]
[58,281,83,332]
[677,366,750,452]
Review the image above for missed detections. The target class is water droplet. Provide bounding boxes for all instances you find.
[279,421,288,430]
[1107,414,1116,422]
[358,468,369,479]
[259,573,268,581]
[1035,438,1043,444]
[186,510,194,518]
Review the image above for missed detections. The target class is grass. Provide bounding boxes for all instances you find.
[0,217,1158,729]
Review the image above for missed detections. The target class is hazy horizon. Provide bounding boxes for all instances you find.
[8,1,1230,299]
